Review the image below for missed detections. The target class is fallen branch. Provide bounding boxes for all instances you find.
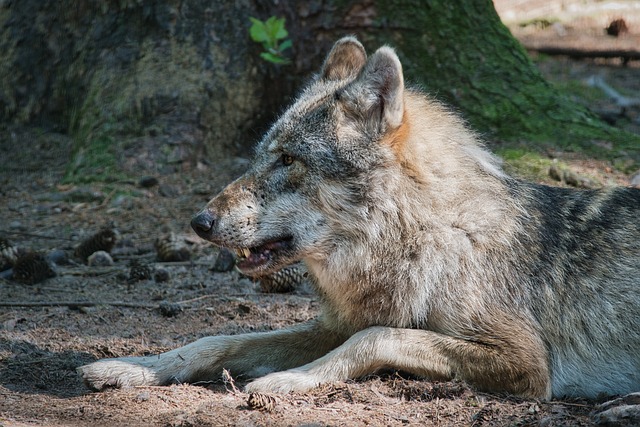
[0,230,74,241]
[585,75,640,108]
[0,301,156,309]
[0,293,315,310]
[526,45,640,64]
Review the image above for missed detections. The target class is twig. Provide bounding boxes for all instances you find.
[222,368,242,395]
[0,301,156,309]
[547,400,593,408]
[174,294,219,305]
[153,261,213,267]
[0,230,74,241]
[57,266,122,276]
[96,188,118,209]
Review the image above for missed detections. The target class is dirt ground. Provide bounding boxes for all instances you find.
[1,11,640,427]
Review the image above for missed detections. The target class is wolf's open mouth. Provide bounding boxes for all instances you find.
[232,237,293,274]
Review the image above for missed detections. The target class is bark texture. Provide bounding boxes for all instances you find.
[0,0,634,181]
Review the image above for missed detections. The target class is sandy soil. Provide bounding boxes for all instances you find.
[0,149,602,426]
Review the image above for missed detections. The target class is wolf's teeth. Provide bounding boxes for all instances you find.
[233,248,253,258]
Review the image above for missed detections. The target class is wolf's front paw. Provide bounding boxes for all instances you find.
[77,359,164,391]
[245,370,322,394]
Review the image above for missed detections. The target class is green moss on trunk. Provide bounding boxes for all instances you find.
[370,0,638,163]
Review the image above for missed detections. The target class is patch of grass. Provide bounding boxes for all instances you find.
[65,38,210,184]
[496,147,555,181]
[63,135,126,184]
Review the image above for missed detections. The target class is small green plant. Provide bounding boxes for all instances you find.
[249,16,292,64]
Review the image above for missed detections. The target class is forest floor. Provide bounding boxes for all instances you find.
[1,13,640,427]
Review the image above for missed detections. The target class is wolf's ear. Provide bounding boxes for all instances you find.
[321,37,367,81]
[348,46,405,131]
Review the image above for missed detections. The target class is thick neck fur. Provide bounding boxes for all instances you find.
[306,91,526,333]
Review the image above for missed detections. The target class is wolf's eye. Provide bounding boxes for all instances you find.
[281,154,294,166]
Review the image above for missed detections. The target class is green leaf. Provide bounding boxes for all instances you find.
[249,17,269,43]
[260,52,290,64]
[279,39,292,52]
[263,16,287,42]
[249,16,291,65]
[273,17,288,40]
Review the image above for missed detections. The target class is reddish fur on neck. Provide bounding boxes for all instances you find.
[383,108,410,153]
[381,108,424,182]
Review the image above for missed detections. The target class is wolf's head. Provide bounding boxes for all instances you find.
[190,37,403,276]
[191,37,504,278]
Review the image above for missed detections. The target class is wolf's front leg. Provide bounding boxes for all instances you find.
[247,325,551,399]
[78,318,346,391]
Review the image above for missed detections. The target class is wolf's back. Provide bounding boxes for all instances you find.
[509,182,640,397]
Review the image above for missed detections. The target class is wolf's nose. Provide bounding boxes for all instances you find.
[191,209,216,238]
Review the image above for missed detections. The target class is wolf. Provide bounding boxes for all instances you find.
[78,37,640,400]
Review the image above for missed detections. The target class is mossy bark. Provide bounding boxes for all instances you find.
[357,0,635,155]
[0,1,284,181]
[0,0,636,181]
[275,0,636,161]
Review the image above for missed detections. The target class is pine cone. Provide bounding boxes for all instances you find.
[128,260,152,283]
[0,237,19,271]
[154,232,190,262]
[74,228,117,262]
[13,251,56,285]
[259,264,307,293]
[247,392,276,412]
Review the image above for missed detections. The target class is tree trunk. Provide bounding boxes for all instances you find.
[0,0,635,181]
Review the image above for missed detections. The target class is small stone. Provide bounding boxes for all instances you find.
[631,171,640,188]
[138,176,159,188]
[110,195,135,210]
[87,251,114,267]
[154,267,170,282]
[60,187,106,203]
[548,164,563,182]
[158,184,178,198]
[237,303,251,314]
[135,391,150,402]
[78,306,97,314]
[158,301,182,317]
[606,18,628,37]
[192,184,212,195]
[212,248,235,272]
[47,249,69,265]
[563,169,596,189]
